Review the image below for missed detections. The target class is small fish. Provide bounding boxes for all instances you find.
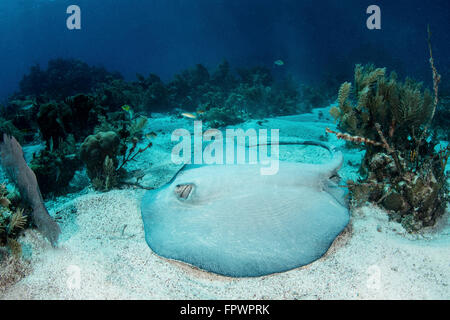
[146,131,158,139]
[122,105,134,119]
[181,112,197,119]
[274,60,284,66]
[196,110,205,114]
[21,104,34,111]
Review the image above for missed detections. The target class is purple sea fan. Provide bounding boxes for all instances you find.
[0,134,60,246]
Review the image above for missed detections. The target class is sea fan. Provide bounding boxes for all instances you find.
[0,134,60,246]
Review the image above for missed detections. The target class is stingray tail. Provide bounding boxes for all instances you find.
[272,141,347,206]
[252,140,344,178]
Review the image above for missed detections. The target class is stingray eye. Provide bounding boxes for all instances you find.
[329,173,340,183]
[174,183,194,200]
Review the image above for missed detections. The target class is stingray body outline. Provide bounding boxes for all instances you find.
[141,140,350,277]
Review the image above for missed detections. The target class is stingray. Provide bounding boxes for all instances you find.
[141,141,349,277]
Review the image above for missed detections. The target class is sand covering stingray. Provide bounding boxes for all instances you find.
[141,141,349,277]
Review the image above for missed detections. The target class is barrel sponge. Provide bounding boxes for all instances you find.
[80,131,121,180]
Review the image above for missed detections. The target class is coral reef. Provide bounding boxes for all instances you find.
[329,57,448,231]
[30,135,81,196]
[225,75,298,118]
[95,75,168,113]
[36,101,72,149]
[80,129,152,191]
[6,58,316,132]
[0,118,26,145]
[0,183,31,289]
[65,93,102,139]
[17,58,122,100]
[168,61,302,127]
[0,184,28,253]
[1,57,347,196]
[1,99,39,143]
[167,64,211,110]
[80,131,123,188]
[297,82,335,113]
[36,94,102,148]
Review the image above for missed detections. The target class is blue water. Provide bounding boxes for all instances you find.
[1,0,449,101]
[0,0,447,293]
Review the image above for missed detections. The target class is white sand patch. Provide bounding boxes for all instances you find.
[1,109,448,299]
[2,189,448,299]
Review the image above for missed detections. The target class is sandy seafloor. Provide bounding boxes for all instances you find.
[1,105,449,299]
